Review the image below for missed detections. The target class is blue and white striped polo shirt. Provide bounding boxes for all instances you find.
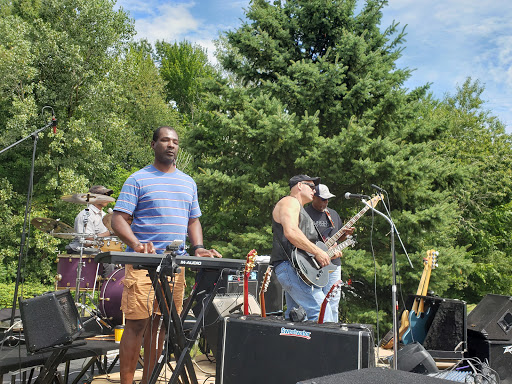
[114,165,201,252]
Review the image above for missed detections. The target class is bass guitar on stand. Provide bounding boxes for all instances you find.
[401,249,439,345]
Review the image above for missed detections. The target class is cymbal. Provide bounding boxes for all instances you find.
[102,213,113,233]
[61,193,115,205]
[102,212,132,233]
[31,218,74,236]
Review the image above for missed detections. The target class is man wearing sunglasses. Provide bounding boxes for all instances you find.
[271,175,342,322]
[305,184,354,322]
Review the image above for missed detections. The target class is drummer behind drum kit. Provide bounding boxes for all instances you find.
[31,192,127,333]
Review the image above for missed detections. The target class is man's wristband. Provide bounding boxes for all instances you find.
[190,244,205,253]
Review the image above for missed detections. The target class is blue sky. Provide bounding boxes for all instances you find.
[117,0,512,133]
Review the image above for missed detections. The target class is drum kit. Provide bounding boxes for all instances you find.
[31,192,126,330]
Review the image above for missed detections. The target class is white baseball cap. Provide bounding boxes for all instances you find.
[316,184,336,199]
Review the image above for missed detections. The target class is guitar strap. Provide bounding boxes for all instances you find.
[322,209,336,241]
[324,209,335,228]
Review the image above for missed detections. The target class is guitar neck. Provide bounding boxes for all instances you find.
[325,205,371,248]
[326,237,354,258]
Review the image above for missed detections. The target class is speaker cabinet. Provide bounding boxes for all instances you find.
[19,290,82,353]
[216,315,374,384]
[468,294,512,341]
[297,367,457,384]
[405,295,467,359]
[467,331,512,384]
[202,293,260,357]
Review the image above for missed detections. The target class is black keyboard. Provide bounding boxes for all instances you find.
[95,251,246,271]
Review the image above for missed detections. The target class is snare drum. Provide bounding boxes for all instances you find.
[98,236,125,252]
[99,267,125,326]
[55,254,103,291]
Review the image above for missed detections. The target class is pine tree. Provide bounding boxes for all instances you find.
[185,0,472,326]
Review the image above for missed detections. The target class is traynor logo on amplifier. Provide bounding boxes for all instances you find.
[279,327,312,340]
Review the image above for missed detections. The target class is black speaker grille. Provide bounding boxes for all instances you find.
[20,290,82,353]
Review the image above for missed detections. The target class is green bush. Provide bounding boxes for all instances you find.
[0,282,54,309]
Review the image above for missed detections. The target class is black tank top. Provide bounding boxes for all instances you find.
[271,200,319,264]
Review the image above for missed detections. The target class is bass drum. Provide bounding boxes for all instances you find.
[99,267,125,326]
[56,254,103,291]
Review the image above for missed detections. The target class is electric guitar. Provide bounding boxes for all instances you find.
[324,194,383,248]
[291,236,356,287]
[318,280,345,324]
[291,194,382,287]
[401,249,439,345]
[259,265,273,317]
[243,249,257,315]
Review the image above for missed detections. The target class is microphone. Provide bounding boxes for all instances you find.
[371,184,385,192]
[344,192,370,200]
[52,116,57,134]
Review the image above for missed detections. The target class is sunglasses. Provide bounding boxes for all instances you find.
[301,182,316,191]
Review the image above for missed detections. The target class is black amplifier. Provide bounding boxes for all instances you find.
[405,294,467,359]
[216,315,374,384]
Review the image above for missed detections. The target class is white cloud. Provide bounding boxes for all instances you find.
[134,2,199,43]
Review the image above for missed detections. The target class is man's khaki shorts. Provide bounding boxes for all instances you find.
[121,264,186,320]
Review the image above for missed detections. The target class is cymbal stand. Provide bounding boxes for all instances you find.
[74,234,88,305]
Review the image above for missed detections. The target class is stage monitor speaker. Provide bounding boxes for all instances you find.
[296,367,457,384]
[467,294,512,341]
[394,342,438,374]
[202,293,260,358]
[467,330,512,384]
[216,315,374,384]
[19,290,82,353]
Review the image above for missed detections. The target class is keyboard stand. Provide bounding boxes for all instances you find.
[146,258,230,384]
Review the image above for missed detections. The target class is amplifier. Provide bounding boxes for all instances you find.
[225,262,284,315]
[19,290,82,353]
[405,295,467,359]
[216,315,374,384]
[193,261,283,316]
[467,330,512,384]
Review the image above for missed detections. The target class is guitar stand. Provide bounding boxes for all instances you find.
[144,257,229,384]
[34,341,86,384]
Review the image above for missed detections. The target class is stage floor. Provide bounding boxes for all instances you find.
[91,354,216,384]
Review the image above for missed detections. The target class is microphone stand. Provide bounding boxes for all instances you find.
[0,115,56,344]
[361,198,407,369]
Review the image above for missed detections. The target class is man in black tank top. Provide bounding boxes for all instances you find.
[305,184,355,323]
[271,175,342,322]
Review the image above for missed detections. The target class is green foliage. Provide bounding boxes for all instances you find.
[0,0,511,336]
[0,0,180,283]
[0,281,54,308]
[155,40,216,118]
[183,0,512,330]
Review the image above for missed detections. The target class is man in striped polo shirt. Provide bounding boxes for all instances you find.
[111,126,221,384]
